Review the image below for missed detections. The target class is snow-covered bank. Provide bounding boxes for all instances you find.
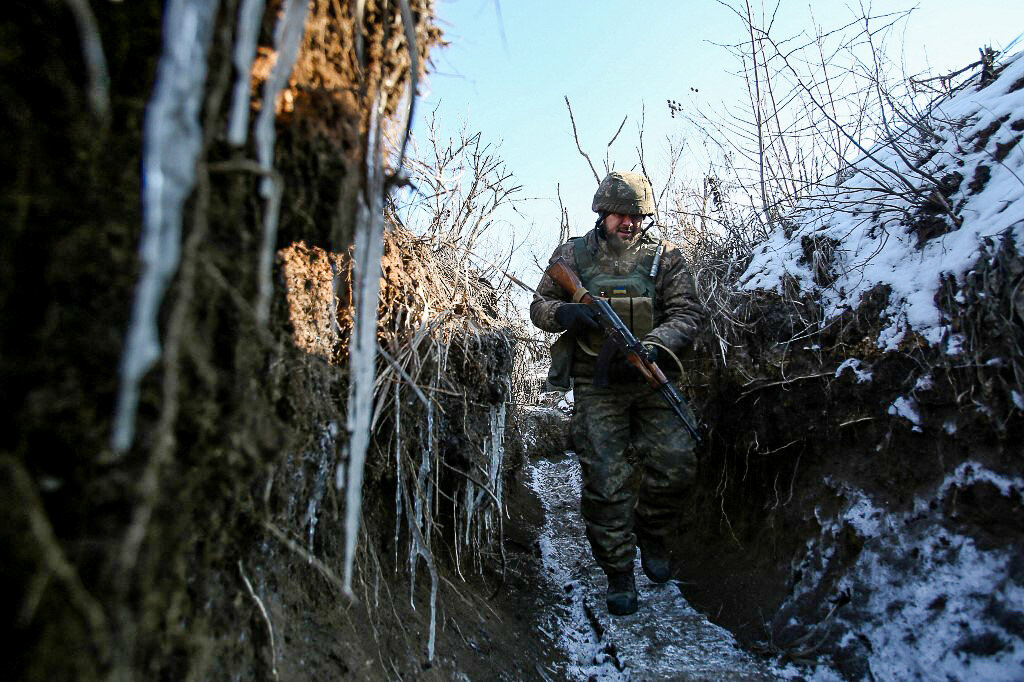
[741,53,1024,352]
[780,464,1024,680]
[673,51,1024,682]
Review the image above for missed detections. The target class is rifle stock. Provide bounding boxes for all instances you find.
[545,257,702,442]
[546,257,593,304]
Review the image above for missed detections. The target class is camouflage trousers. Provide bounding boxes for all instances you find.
[570,382,697,573]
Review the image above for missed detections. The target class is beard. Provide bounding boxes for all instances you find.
[602,223,639,251]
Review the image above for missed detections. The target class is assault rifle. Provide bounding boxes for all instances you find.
[545,257,702,443]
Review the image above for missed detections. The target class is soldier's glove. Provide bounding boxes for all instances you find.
[610,344,658,383]
[555,303,600,333]
[641,344,658,365]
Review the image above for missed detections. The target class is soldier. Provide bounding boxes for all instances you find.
[530,171,702,616]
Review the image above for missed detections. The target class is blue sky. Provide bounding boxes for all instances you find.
[412,1,1024,276]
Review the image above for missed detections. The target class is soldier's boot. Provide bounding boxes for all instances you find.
[638,535,671,584]
[606,570,638,616]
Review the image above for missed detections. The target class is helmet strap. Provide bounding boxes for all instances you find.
[595,212,608,239]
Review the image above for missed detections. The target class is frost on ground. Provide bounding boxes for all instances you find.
[528,455,779,681]
[725,49,1024,681]
[778,465,1024,681]
[740,52,1024,353]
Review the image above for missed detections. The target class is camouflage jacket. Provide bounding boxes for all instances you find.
[529,228,703,354]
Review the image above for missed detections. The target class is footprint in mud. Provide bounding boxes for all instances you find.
[528,454,780,681]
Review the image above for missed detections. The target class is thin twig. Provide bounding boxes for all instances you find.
[564,96,601,184]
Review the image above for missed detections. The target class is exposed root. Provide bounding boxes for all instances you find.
[238,561,280,681]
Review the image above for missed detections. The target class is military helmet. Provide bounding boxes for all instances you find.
[592,171,655,215]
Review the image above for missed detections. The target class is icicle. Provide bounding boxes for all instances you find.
[329,258,342,338]
[394,0,419,168]
[254,0,307,186]
[492,402,506,513]
[305,421,338,557]
[393,380,403,567]
[409,401,433,601]
[111,0,219,454]
[339,90,388,595]
[255,176,283,324]
[483,403,506,510]
[65,0,110,119]
[425,549,437,663]
[429,385,438,527]
[353,0,366,66]
[401,473,438,664]
[227,0,265,146]
[463,478,474,548]
[253,0,308,324]
[424,379,436,539]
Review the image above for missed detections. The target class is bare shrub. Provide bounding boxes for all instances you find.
[662,2,1016,366]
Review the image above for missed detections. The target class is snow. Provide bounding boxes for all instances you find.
[841,494,886,539]
[556,389,575,413]
[887,396,922,431]
[786,465,1024,681]
[528,455,778,680]
[913,374,933,391]
[945,332,967,356]
[740,53,1024,353]
[835,358,873,383]
[849,532,1022,681]
[1012,390,1024,411]
[934,460,1024,502]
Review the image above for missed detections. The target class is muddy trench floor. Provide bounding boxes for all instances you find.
[328,450,785,681]
[511,451,780,681]
[257,446,789,681]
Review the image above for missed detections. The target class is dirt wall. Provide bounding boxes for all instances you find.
[0,2,531,680]
[671,258,1023,677]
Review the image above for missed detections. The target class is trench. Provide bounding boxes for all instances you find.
[524,450,781,681]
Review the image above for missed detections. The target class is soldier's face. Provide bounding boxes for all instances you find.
[603,213,643,246]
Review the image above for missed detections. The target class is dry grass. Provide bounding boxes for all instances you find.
[279,216,531,587]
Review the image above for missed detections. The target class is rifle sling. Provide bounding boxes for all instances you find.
[592,337,619,388]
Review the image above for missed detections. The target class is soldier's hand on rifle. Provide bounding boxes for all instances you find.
[610,344,658,382]
[555,303,601,333]
[640,343,658,365]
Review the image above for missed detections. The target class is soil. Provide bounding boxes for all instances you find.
[229,475,559,682]
[4,4,1022,681]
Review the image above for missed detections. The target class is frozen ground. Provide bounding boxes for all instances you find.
[731,49,1024,682]
[527,453,789,681]
[740,52,1024,352]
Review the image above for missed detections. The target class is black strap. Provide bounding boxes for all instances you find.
[592,337,618,387]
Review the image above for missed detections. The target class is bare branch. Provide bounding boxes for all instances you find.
[564,96,601,184]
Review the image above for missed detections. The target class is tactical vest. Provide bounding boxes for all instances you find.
[546,235,661,390]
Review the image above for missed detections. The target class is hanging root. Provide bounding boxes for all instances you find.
[238,561,280,682]
[3,455,111,663]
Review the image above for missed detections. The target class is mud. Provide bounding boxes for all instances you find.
[527,452,777,681]
[669,253,1024,677]
[0,2,454,680]
[5,3,1022,680]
